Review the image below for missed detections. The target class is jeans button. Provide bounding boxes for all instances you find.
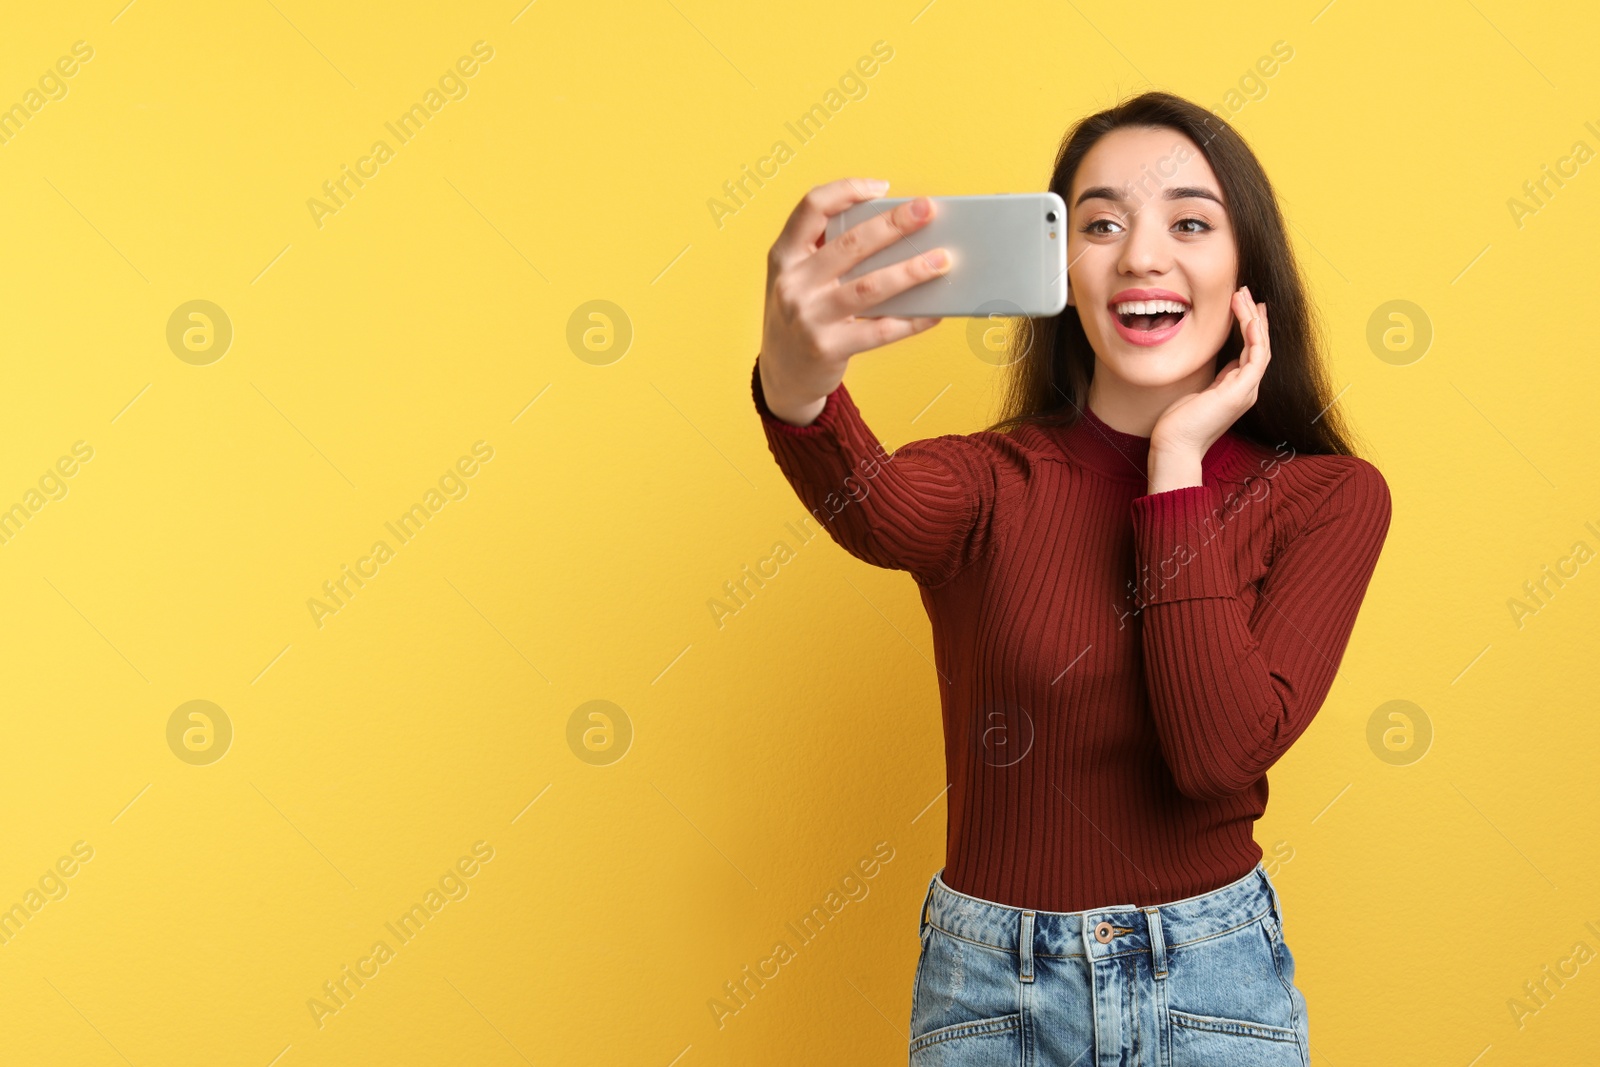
[1094,920,1114,944]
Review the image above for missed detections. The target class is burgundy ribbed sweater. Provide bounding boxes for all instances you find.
[751,355,1392,911]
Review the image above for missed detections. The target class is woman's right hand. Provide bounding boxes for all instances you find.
[757,178,950,426]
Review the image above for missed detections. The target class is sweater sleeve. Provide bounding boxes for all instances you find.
[1129,460,1392,800]
[750,354,1003,588]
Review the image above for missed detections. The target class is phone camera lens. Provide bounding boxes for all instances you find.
[1046,210,1058,223]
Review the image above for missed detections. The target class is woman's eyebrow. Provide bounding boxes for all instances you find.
[1073,185,1225,210]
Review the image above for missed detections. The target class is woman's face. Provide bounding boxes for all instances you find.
[1065,125,1238,391]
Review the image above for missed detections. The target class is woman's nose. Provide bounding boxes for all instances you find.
[1116,216,1169,275]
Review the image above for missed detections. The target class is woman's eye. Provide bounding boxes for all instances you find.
[1081,217,1213,236]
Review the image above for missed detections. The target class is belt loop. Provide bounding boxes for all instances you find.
[1019,911,1035,983]
[1143,906,1167,979]
[1260,866,1285,939]
[920,870,939,935]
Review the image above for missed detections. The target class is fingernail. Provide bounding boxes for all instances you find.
[867,179,890,193]
[929,249,949,269]
[911,197,931,219]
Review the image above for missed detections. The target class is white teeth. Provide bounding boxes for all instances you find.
[1113,299,1188,315]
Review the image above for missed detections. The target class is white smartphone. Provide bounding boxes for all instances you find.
[823,192,1068,318]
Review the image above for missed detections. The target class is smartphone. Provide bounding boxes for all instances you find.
[823,192,1068,318]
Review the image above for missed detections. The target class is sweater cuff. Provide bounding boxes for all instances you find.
[751,354,849,436]
[1130,483,1239,605]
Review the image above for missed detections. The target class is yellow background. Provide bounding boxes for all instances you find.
[2,0,1596,1063]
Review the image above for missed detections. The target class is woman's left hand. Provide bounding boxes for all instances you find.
[1148,285,1272,464]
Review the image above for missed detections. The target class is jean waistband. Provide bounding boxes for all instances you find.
[919,863,1283,965]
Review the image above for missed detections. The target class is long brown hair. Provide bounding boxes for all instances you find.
[982,90,1363,459]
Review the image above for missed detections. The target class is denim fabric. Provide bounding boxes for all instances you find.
[908,863,1310,1066]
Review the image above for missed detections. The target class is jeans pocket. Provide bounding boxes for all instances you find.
[909,926,1023,1064]
[1169,1006,1303,1067]
[909,1013,1023,1062]
[1169,1007,1301,1042]
[1165,916,1306,1066]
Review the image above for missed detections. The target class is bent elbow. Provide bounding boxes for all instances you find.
[1169,759,1259,802]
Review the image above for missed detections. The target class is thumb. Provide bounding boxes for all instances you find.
[1210,357,1242,386]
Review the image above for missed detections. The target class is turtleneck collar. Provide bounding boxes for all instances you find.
[1054,403,1249,486]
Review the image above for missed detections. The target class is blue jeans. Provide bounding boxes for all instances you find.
[909,863,1310,1066]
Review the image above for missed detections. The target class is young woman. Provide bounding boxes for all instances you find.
[750,91,1390,1066]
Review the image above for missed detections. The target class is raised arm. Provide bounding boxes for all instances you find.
[753,354,1002,587]
[755,177,949,426]
[748,178,1008,586]
[1130,460,1393,800]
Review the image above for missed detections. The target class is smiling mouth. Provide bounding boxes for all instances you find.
[1118,309,1185,331]
[1113,302,1189,332]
